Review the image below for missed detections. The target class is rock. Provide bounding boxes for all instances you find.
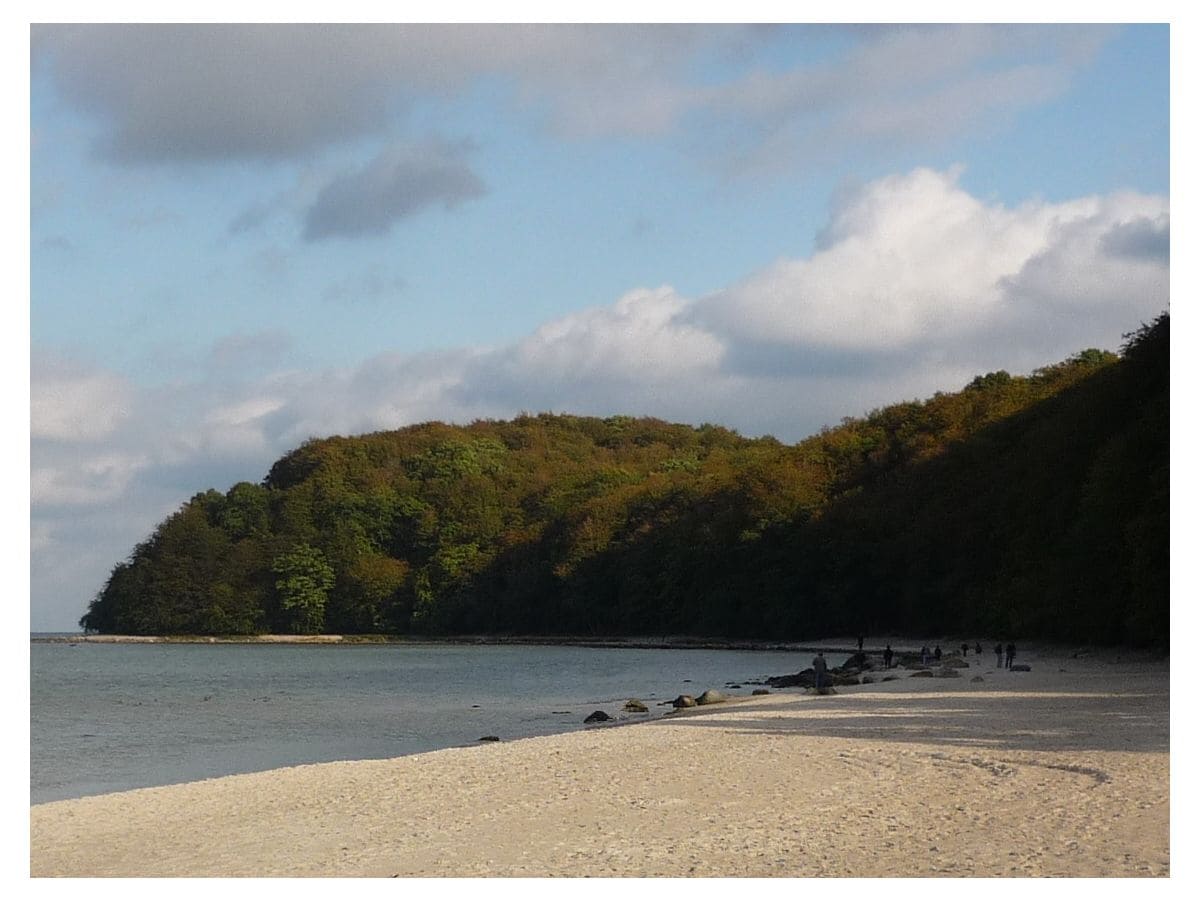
[910,670,934,678]
[584,710,612,723]
[860,676,874,684]
[766,669,815,689]
[671,695,697,708]
[1011,664,1032,672]
[831,673,860,686]
[477,735,500,742]
[935,667,961,678]
[696,690,726,705]
[882,676,898,682]
[623,699,649,713]
[752,688,770,695]
[970,675,985,683]
[726,684,742,689]
[941,656,970,668]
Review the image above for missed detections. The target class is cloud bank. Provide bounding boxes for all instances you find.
[30,168,1168,629]
[33,24,1109,176]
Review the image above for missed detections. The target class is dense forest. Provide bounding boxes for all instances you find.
[80,314,1169,647]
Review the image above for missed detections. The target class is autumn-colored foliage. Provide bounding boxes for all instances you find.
[81,314,1168,646]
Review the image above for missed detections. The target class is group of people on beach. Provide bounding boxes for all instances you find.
[851,638,1016,672]
[995,642,1017,668]
[811,638,1019,689]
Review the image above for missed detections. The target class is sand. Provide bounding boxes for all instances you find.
[29,645,1169,877]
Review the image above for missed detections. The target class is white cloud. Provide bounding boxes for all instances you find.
[31,356,133,441]
[31,450,149,507]
[507,287,723,382]
[692,168,1167,366]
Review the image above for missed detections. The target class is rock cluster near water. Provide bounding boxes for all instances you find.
[762,648,995,690]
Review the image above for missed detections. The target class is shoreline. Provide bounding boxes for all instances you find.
[30,632,1167,662]
[31,646,1169,877]
[31,632,838,651]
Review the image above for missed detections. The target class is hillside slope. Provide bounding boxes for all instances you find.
[80,314,1168,646]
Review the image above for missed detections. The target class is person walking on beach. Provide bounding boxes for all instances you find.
[883,644,894,669]
[857,635,864,653]
[933,645,942,662]
[994,643,1003,667]
[961,642,969,658]
[920,645,930,665]
[1005,643,1016,669]
[812,652,829,692]
[975,642,983,655]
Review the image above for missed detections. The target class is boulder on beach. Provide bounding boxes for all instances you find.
[831,673,860,686]
[477,735,500,742]
[840,653,872,671]
[623,699,649,713]
[910,670,934,678]
[971,675,985,683]
[671,695,697,708]
[696,690,726,705]
[752,688,770,695]
[765,669,815,689]
[941,657,970,668]
[1011,664,1032,672]
[584,710,612,723]
[935,667,961,678]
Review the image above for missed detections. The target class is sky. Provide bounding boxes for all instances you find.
[26,21,1172,632]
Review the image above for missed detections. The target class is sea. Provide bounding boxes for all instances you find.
[30,638,810,805]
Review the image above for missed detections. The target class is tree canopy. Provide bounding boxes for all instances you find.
[80,313,1169,647]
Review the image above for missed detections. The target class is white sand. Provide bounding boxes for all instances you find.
[30,646,1168,877]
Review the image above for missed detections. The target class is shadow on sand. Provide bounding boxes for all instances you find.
[663,680,1169,754]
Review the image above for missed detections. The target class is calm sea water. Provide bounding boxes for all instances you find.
[30,640,807,804]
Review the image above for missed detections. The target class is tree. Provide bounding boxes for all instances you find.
[272,543,334,634]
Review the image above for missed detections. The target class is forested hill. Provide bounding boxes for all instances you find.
[80,314,1169,646]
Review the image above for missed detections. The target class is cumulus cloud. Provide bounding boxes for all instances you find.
[692,168,1167,373]
[303,141,485,240]
[30,167,1168,629]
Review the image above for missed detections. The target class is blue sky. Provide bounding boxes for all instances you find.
[28,22,1170,631]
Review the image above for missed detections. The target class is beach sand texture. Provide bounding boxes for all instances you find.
[30,648,1168,877]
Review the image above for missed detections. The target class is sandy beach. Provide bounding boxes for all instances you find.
[30,645,1168,877]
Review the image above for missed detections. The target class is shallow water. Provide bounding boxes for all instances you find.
[30,640,808,803]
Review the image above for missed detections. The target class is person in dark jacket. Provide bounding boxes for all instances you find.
[883,644,894,669]
[812,652,829,691]
[1005,643,1016,669]
[994,643,1003,667]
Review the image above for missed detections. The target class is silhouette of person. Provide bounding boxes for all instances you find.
[857,635,864,652]
[933,645,942,662]
[1005,643,1016,669]
[960,642,969,658]
[812,652,829,691]
[883,644,894,669]
[994,643,1003,667]
[975,642,983,655]
[920,645,930,665]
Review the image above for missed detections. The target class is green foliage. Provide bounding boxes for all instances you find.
[271,543,334,634]
[82,315,1168,647]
